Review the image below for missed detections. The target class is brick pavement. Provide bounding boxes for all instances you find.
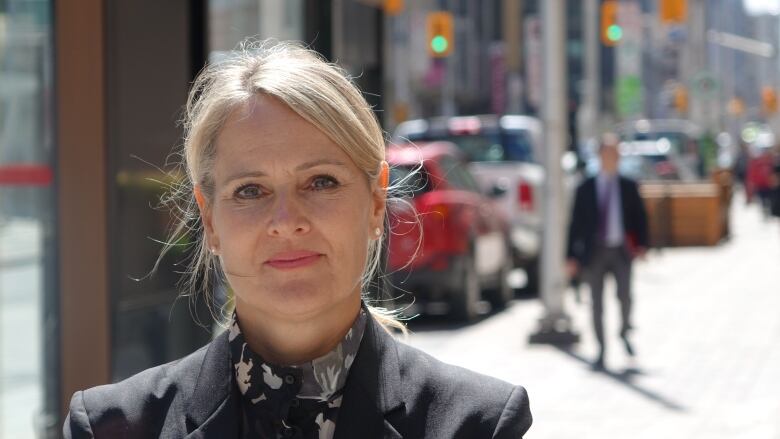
[407,199,780,439]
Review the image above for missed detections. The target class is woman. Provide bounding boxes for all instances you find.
[64,40,532,438]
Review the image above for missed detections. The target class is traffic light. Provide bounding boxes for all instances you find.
[384,0,403,16]
[673,85,688,113]
[728,98,745,116]
[660,0,687,24]
[762,87,778,114]
[601,0,622,46]
[427,11,454,57]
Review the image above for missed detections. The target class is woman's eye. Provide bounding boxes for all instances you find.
[311,175,339,190]
[234,184,262,199]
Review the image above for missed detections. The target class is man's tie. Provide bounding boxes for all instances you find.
[599,178,614,243]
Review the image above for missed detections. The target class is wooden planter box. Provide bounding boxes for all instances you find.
[640,181,726,247]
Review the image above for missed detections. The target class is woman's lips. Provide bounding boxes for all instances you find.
[265,251,322,269]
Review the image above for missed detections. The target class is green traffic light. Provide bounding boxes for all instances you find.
[607,24,623,42]
[431,35,448,53]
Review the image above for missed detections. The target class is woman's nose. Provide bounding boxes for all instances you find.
[267,192,311,237]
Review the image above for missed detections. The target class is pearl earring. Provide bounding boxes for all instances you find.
[374,227,381,237]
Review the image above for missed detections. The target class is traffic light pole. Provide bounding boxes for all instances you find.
[529,0,579,345]
[440,57,456,117]
[438,0,456,117]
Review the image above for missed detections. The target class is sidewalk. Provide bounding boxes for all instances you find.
[407,200,780,439]
[0,219,43,439]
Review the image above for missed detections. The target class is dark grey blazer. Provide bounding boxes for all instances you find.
[65,313,532,438]
[567,175,649,266]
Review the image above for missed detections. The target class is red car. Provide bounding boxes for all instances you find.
[386,142,513,321]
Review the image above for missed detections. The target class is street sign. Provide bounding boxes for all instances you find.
[691,71,719,99]
[616,75,643,117]
[616,1,643,117]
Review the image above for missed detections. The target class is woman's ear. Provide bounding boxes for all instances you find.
[379,160,389,190]
[194,185,219,252]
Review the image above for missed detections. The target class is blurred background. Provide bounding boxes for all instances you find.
[1,0,780,437]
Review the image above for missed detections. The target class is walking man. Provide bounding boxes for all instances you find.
[567,133,649,369]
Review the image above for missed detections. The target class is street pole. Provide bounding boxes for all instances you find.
[503,0,523,114]
[529,0,579,345]
[578,0,601,144]
[688,0,708,130]
[439,0,456,117]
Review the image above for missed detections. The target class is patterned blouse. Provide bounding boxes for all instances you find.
[228,309,367,439]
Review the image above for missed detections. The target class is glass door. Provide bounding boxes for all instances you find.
[0,0,59,437]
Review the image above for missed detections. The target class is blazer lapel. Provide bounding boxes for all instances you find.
[586,177,598,211]
[184,331,240,439]
[334,313,405,439]
[182,312,405,438]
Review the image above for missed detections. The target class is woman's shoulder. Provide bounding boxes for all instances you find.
[391,338,532,436]
[64,340,213,438]
[394,339,515,391]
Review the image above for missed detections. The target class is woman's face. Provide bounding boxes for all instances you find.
[201,95,385,323]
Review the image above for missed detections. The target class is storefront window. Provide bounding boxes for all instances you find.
[104,1,214,383]
[0,0,58,437]
[209,0,304,59]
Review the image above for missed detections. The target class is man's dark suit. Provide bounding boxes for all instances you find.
[567,175,648,267]
[567,174,649,364]
[64,312,532,438]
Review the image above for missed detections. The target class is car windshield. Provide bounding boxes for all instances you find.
[389,164,431,197]
[433,129,534,163]
[622,131,687,153]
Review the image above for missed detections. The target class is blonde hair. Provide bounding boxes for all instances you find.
[161,39,406,333]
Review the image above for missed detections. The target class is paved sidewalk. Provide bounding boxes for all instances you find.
[408,200,780,439]
[0,219,43,439]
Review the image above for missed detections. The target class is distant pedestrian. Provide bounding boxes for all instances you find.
[746,146,775,214]
[734,140,749,188]
[566,132,649,370]
[769,145,780,220]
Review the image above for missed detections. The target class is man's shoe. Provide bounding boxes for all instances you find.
[592,348,606,370]
[622,335,636,357]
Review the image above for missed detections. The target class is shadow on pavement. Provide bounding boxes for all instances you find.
[553,346,688,413]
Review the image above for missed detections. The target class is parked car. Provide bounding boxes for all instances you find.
[385,141,513,321]
[617,138,695,181]
[598,119,704,181]
[393,115,545,292]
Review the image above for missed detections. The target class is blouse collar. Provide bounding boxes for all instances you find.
[228,308,367,405]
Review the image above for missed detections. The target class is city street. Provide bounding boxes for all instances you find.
[407,196,780,439]
[6,1,780,436]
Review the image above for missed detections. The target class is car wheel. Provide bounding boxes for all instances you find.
[451,254,480,322]
[486,252,513,309]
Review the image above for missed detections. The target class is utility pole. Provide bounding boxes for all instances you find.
[578,0,601,143]
[503,0,523,114]
[438,0,456,116]
[529,0,579,345]
[686,0,708,129]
